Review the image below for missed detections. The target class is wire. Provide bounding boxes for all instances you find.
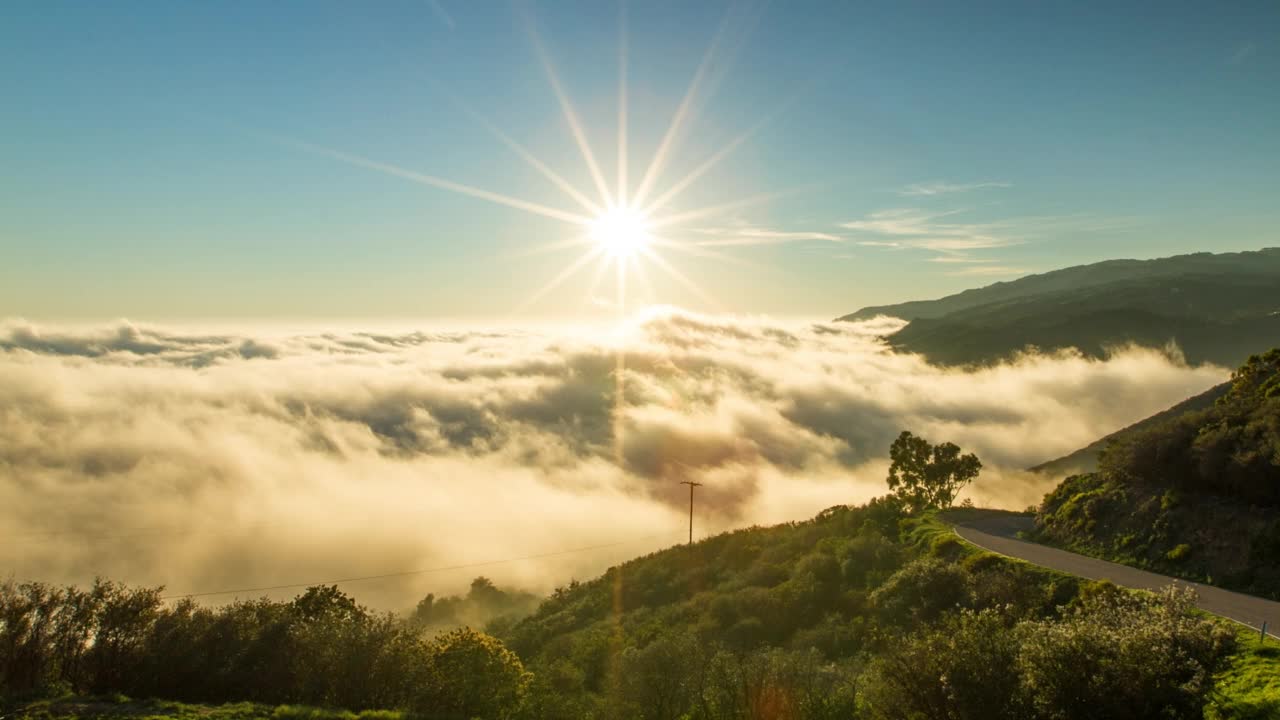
[160,533,680,600]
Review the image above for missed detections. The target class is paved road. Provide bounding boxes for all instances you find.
[952,515,1280,633]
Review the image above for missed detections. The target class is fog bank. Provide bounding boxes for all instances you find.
[0,311,1225,608]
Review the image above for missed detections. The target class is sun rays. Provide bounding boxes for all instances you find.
[266,2,779,319]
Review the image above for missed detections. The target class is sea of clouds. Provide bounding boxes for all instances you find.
[0,310,1227,609]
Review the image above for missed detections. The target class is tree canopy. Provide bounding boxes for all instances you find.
[885,431,983,512]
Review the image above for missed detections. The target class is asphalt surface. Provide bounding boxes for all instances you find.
[952,515,1280,633]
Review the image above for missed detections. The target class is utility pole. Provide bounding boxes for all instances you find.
[679,480,703,544]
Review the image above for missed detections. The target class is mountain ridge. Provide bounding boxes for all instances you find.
[836,247,1280,368]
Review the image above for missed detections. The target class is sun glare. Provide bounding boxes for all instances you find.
[281,3,764,319]
[590,207,652,259]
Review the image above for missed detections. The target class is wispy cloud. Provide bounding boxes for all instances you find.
[1227,42,1255,65]
[840,208,1018,252]
[691,223,843,247]
[842,209,1139,254]
[927,255,985,264]
[947,265,1031,277]
[427,0,456,30]
[899,181,1011,197]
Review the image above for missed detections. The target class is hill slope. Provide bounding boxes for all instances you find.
[1034,349,1280,599]
[1030,381,1230,477]
[837,248,1280,367]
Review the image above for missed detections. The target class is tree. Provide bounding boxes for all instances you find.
[414,627,531,720]
[885,431,982,512]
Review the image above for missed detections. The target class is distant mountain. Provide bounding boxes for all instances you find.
[1029,381,1230,477]
[838,248,1280,367]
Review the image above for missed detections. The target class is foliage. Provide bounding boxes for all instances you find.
[0,579,526,716]
[1,499,1269,720]
[886,431,982,513]
[414,628,530,720]
[409,577,540,635]
[4,698,402,720]
[861,608,1026,720]
[1036,349,1280,598]
[1018,586,1234,719]
[1099,348,1280,505]
[863,587,1235,720]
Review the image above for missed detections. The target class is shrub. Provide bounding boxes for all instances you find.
[413,628,530,720]
[1018,586,1235,720]
[869,557,972,626]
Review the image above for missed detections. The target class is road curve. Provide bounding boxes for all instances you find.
[952,517,1280,633]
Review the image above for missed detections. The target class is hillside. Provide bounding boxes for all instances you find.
[1034,349,1280,599]
[497,503,1264,719]
[1030,381,1230,477]
[6,502,1268,719]
[837,248,1280,367]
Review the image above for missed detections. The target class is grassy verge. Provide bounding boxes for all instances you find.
[1208,629,1280,720]
[2,697,402,720]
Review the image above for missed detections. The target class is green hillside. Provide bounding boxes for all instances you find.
[1035,349,1280,599]
[837,248,1280,367]
[7,502,1271,719]
[1030,381,1229,477]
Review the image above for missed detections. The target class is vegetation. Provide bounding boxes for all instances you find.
[0,581,527,718]
[7,697,402,720]
[1208,629,1280,720]
[1036,349,1280,598]
[1030,381,1229,477]
[408,577,540,636]
[7,410,1278,718]
[838,247,1280,367]
[1,504,1265,718]
[885,430,982,512]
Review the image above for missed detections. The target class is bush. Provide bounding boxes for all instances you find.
[869,557,972,626]
[413,628,530,720]
[861,609,1026,720]
[1019,586,1235,720]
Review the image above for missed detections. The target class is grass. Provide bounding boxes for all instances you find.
[1207,628,1280,720]
[2,697,404,720]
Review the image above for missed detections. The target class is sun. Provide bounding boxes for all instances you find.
[590,206,652,259]
[278,3,762,317]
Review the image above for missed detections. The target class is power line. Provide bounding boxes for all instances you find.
[0,523,278,544]
[161,533,679,600]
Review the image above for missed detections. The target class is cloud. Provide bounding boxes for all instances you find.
[946,265,1032,277]
[840,208,1018,252]
[899,181,1011,197]
[427,0,456,30]
[927,255,985,264]
[842,209,1140,255]
[690,223,843,247]
[0,312,1225,608]
[1227,43,1255,65]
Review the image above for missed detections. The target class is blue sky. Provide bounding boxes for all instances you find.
[3,0,1278,320]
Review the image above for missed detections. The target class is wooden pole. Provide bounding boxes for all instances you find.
[679,480,702,544]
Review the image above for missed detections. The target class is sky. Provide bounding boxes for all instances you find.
[3,0,1278,320]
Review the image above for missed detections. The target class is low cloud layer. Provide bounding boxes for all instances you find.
[0,312,1226,608]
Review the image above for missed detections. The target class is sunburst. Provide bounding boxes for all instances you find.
[265,3,793,471]
[267,2,792,319]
